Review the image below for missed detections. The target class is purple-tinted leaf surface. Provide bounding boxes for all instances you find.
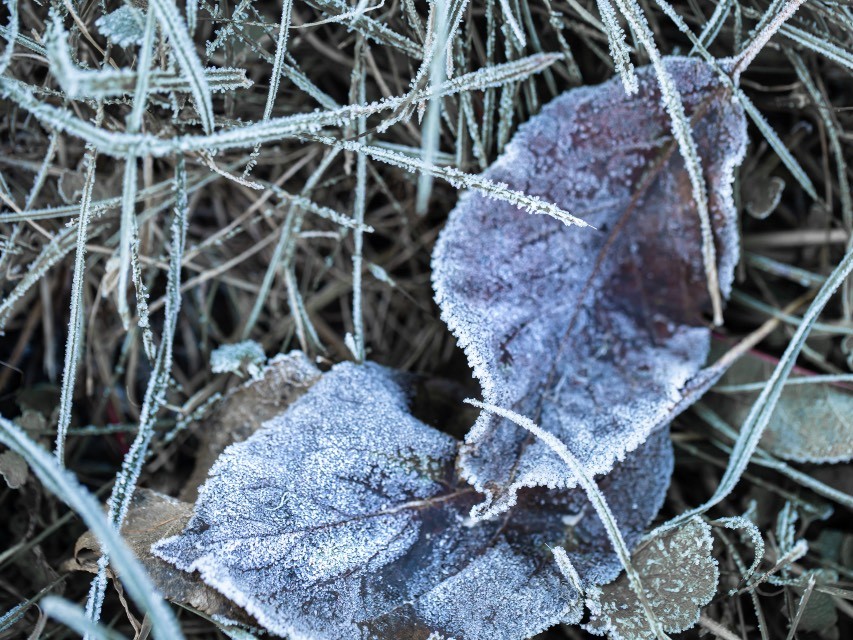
[154,362,673,639]
[432,57,747,518]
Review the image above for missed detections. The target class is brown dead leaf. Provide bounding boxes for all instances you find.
[63,488,255,627]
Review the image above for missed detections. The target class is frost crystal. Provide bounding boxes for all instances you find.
[154,362,673,639]
[432,57,747,518]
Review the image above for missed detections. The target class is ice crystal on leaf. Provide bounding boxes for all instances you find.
[154,362,673,640]
[432,57,747,518]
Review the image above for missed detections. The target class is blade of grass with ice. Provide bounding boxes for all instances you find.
[416,0,449,214]
[0,418,183,639]
[1,51,560,159]
[150,0,214,133]
[315,135,591,228]
[55,143,99,464]
[652,0,818,202]
[86,157,190,626]
[466,400,669,640]
[732,0,809,82]
[350,38,367,361]
[244,0,293,176]
[656,241,853,535]
[43,597,126,640]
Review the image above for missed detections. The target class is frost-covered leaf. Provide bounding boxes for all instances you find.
[96,6,147,47]
[432,56,747,518]
[586,518,718,639]
[709,341,853,463]
[210,340,267,379]
[64,489,254,627]
[181,351,320,501]
[155,362,673,640]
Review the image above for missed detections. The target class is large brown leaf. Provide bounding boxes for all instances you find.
[432,56,747,518]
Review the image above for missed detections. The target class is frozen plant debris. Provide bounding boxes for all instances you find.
[64,489,253,627]
[432,56,747,519]
[154,362,674,640]
[585,518,718,639]
[95,6,147,48]
[210,340,267,379]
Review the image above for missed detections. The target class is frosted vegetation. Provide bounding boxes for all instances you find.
[154,362,674,639]
[210,340,267,379]
[153,57,742,639]
[2,0,853,639]
[433,57,747,519]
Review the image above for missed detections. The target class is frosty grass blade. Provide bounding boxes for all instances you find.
[432,56,747,519]
[154,362,673,640]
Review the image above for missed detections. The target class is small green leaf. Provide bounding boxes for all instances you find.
[790,570,839,633]
[709,341,853,463]
[586,518,718,640]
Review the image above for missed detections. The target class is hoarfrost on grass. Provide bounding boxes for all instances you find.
[432,56,748,519]
[154,361,674,640]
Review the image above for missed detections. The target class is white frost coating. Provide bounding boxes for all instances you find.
[153,362,674,639]
[552,546,583,592]
[432,57,747,519]
[414,541,570,639]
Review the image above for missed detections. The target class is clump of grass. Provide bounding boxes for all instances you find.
[1,0,853,638]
